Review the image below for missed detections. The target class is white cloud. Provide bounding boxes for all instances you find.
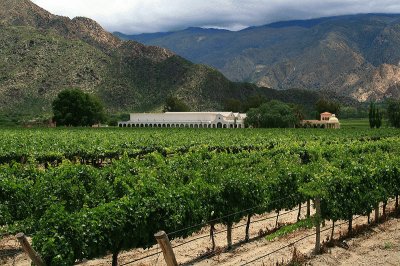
[31,0,400,34]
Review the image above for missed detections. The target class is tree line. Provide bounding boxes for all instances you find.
[51,88,400,128]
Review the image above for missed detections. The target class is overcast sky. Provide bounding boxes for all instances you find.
[31,0,400,34]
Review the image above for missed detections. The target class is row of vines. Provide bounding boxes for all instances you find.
[0,128,399,265]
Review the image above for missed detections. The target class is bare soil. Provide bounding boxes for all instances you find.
[1,204,399,266]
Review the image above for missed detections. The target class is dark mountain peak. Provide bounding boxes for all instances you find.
[184,26,229,33]
[184,27,209,33]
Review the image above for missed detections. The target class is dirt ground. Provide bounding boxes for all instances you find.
[1,203,399,266]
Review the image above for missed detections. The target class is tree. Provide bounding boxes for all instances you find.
[369,102,376,128]
[163,96,190,112]
[290,104,305,122]
[387,99,400,128]
[242,95,267,112]
[223,98,242,112]
[245,100,298,128]
[376,108,382,128]
[315,99,340,116]
[52,89,106,127]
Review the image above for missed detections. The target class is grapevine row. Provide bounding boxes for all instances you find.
[0,132,399,265]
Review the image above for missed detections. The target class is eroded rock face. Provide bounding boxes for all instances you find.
[119,41,174,62]
[125,14,400,102]
[70,17,121,51]
[351,64,400,101]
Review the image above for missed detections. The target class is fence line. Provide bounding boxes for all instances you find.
[120,202,306,265]
[179,199,397,265]
[240,215,365,266]
[172,204,304,249]
[120,250,163,266]
[167,194,296,237]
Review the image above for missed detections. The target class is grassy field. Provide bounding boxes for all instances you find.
[340,118,391,129]
[340,119,370,129]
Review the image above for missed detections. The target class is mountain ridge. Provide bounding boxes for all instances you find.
[120,13,400,102]
[0,0,355,123]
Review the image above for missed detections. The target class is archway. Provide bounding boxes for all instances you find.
[217,122,222,128]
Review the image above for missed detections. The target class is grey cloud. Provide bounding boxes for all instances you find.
[31,0,400,34]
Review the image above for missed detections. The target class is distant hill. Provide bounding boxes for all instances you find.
[119,13,400,102]
[0,0,355,123]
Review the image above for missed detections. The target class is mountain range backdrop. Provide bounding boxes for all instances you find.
[1,0,400,123]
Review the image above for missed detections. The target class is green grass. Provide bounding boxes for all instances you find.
[266,218,314,241]
[383,241,394,250]
[340,118,392,129]
[340,119,370,129]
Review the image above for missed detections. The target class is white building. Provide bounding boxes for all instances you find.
[118,112,247,128]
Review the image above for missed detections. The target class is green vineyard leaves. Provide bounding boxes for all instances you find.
[0,128,399,265]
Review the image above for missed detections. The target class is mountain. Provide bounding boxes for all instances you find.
[0,0,352,123]
[119,14,400,102]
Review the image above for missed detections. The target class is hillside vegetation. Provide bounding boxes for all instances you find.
[0,0,345,123]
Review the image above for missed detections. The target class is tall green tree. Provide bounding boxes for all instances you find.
[376,108,382,128]
[163,96,190,112]
[242,95,267,112]
[369,102,382,129]
[387,99,400,128]
[245,100,298,128]
[52,89,106,127]
[224,98,242,112]
[369,102,376,128]
[315,99,340,116]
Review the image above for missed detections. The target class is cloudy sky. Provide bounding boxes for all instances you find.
[31,0,400,34]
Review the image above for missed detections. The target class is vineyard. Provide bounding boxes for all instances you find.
[0,127,400,266]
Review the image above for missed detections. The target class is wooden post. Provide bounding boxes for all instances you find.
[245,214,251,242]
[227,223,233,250]
[348,215,353,235]
[314,197,321,254]
[154,231,178,266]
[16,233,45,266]
[306,199,311,218]
[383,201,387,217]
[375,204,379,223]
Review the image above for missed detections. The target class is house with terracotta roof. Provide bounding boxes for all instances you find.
[301,112,340,129]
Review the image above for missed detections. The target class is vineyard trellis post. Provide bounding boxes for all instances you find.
[375,204,379,223]
[314,197,321,254]
[154,231,178,266]
[16,233,46,266]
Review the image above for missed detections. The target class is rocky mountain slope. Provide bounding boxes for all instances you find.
[0,0,353,121]
[119,14,400,102]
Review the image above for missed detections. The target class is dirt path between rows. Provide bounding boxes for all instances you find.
[1,204,399,266]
